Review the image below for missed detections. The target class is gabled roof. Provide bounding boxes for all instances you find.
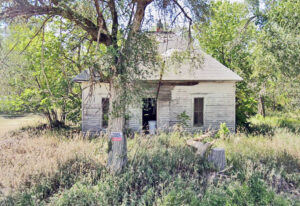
[73,69,101,82]
[73,33,242,82]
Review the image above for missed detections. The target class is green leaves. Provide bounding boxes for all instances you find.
[196,0,300,123]
[1,19,83,124]
[195,1,257,126]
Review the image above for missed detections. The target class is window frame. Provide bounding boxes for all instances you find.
[192,97,205,127]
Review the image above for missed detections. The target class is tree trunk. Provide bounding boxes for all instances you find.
[44,110,53,126]
[107,79,127,174]
[207,148,226,171]
[258,95,266,118]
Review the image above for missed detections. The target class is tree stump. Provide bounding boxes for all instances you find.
[186,139,212,158]
[207,148,226,171]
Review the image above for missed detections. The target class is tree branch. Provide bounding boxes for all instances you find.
[132,0,153,32]
[94,0,109,34]
[20,15,53,54]
[172,0,193,40]
[0,3,112,45]
[108,0,119,45]
[172,0,192,23]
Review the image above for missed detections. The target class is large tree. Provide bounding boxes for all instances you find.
[250,0,300,115]
[0,21,83,125]
[195,0,257,126]
[0,0,206,173]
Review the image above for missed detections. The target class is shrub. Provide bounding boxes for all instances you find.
[215,123,230,139]
[177,111,191,128]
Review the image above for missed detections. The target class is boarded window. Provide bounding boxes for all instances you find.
[194,98,204,126]
[102,98,109,128]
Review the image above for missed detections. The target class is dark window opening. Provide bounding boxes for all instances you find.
[194,98,204,126]
[142,98,157,132]
[102,98,109,128]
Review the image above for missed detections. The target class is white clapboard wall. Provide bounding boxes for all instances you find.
[81,81,236,133]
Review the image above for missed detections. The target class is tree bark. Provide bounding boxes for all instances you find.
[207,148,226,171]
[107,78,127,174]
[258,95,266,118]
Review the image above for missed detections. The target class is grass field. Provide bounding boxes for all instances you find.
[0,113,299,205]
[0,114,44,135]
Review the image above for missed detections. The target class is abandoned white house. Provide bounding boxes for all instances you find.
[73,34,242,133]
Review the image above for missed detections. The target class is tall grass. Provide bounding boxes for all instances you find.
[215,129,300,197]
[0,127,107,196]
[0,114,299,205]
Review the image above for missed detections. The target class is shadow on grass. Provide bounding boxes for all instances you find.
[0,114,26,119]
[277,119,300,133]
[246,123,275,136]
[8,123,82,139]
[247,115,300,135]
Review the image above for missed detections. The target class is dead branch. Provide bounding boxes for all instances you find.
[193,130,217,141]
[186,139,215,157]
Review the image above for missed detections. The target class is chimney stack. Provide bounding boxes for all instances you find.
[156,20,163,32]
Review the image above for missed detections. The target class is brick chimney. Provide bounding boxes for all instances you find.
[156,20,163,32]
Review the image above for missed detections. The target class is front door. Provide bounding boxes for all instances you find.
[142,98,157,132]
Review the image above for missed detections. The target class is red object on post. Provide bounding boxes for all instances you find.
[111,132,123,141]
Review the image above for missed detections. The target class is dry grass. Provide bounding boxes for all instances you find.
[0,114,44,135]
[0,128,107,196]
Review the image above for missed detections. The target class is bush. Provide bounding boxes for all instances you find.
[215,123,230,138]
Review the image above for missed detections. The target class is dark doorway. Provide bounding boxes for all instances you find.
[142,98,157,132]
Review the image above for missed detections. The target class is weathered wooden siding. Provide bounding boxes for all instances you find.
[170,82,236,131]
[128,105,142,131]
[81,81,236,133]
[157,85,173,130]
[82,82,109,133]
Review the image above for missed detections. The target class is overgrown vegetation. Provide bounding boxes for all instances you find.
[0,113,299,205]
[0,0,299,204]
[196,0,300,126]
